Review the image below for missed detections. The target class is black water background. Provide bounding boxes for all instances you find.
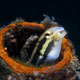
[0,0,80,59]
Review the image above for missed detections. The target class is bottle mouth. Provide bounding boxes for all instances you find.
[0,21,73,75]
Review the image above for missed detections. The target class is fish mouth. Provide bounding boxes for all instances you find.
[53,30,67,40]
[60,30,67,38]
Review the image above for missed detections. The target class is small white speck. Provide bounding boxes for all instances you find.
[41,74,44,77]
[48,67,50,70]
[7,75,12,80]
[33,71,38,76]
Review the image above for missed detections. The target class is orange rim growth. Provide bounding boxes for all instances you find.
[0,21,73,75]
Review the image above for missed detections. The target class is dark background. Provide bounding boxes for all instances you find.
[0,0,80,58]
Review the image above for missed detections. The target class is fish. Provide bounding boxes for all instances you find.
[29,26,67,66]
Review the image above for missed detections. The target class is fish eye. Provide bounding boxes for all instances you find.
[45,33,50,36]
[45,33,50,39]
